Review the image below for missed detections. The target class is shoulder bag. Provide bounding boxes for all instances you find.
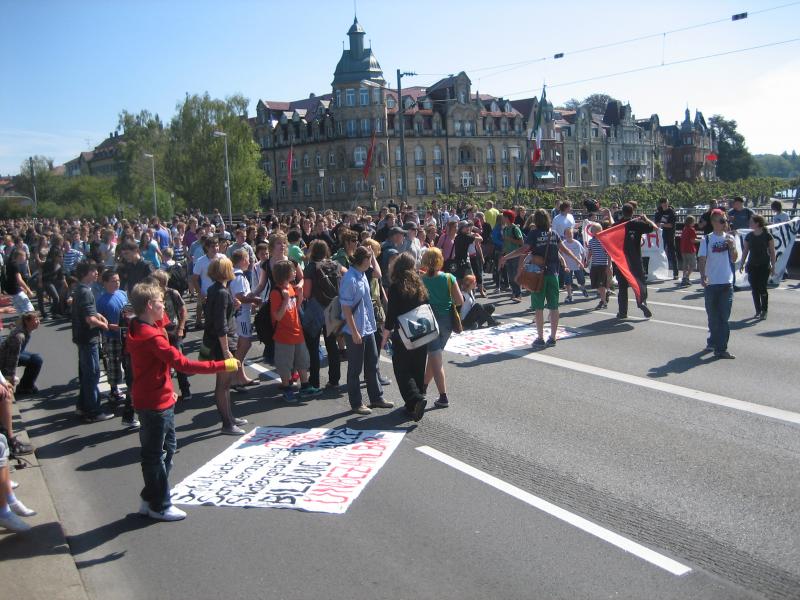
[397,303,440,350]
[516,232,551,293]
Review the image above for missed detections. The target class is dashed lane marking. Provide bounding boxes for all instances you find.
[416,445,692,576]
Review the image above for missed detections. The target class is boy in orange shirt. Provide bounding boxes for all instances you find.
[269,260,320,402]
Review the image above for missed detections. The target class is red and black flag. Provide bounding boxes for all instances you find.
[595,221,644,304]
[363,130,377,180]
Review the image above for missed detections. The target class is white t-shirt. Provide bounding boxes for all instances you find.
[193,253,225,294]
[230,268,252,321]
[552,213,576,238]
[698,232,734,285]
[561,239,585,271]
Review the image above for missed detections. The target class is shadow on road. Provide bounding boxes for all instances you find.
[0,521,72,560]
[757,327,800,338]
[647,350,717,378]
[67,514,156,561]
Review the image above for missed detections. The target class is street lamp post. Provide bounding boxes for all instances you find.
[396,69,416,203]
[212,131,233,226]
[318,168,326,212]
[143,153,157,217]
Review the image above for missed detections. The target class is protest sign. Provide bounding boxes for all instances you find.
[734,218,799,286]
[171,427,404,514]
[444,322,577,357]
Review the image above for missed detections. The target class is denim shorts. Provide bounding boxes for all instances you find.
[427,312,453,355]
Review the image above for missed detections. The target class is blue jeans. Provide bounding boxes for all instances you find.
[77,343,102,416]
[704,284,733,353]
[18,351,43,390]
[138,407,176,512]
[344,332,382,409]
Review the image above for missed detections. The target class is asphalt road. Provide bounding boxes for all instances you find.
[16,277,800,600]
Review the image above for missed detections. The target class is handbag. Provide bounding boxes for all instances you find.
[516,232,551,293]
[397,303,440,349]
[446,274,463,334]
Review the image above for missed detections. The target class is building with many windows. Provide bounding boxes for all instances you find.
[63,132,125,178]
[252,18,529,209]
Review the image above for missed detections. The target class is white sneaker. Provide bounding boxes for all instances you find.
[138,499,150,515]
[147,505,186,521]
[10,480,19,489]
[9,499,36,517]
[0,510,32,532]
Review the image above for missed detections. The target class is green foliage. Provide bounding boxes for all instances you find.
[709,115,757,181]
[113,109,167,216]
[754,151,800,179]
[164,93,270,215]
[427,177,790,214]
[561,93,617,114]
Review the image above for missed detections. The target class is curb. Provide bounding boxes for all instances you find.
[0,399,89,600]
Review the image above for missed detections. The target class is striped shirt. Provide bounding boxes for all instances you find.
[63,248,84,275]
[588,237,609,266]
[173,244,186,263]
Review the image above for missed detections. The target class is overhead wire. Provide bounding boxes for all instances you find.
[452,1,800,81]
[502,37,800,97]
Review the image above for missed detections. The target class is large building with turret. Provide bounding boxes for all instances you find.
[250,17,716,208]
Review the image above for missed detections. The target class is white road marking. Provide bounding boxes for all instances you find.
[594,312,707,331]
[511,350,800,426]
[629,299,706,312]
[248,362,281,380]
[416,445,692,576]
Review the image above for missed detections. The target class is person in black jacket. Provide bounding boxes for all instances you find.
[654,198,678,279]
[203,257,244,436]
[380,252,429,422]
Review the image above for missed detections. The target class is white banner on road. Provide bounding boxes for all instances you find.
[734,218,799,286]
[171,427,405,514]
[444,322,577,357]
[581,220,670,282]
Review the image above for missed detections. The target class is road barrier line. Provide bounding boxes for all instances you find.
[416,445,692,576]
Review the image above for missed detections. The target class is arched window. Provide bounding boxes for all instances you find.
[395,146,402,165]
[487,144,495,163]
[315,152,322,167]
[414,145,425,165]
[433,145,443,164]
[303,153,310,167]
[354,146,367,166]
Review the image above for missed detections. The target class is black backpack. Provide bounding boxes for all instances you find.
[312,259,340,307]
[167,263,188,295]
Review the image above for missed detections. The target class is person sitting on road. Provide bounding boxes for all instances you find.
[0,312,42,395]
[127,281,239,522]
[0,432,36,533]
[459,274,498,330]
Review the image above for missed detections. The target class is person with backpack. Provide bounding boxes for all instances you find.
[252,232,304,364]
[302,240,344,391]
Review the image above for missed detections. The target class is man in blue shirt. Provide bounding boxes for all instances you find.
[96,269,128,406]
[340,246,391,415]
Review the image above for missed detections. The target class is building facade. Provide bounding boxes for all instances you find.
[64,132,125,178]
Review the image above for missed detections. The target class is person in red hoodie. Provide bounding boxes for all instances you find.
[127,281,239,522]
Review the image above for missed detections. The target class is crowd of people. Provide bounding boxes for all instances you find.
[0,195,790,528]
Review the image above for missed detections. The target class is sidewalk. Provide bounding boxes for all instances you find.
[0,399,88,600]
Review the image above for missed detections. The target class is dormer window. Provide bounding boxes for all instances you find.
[404,97,414,110]
[423,99,432,110]
[387,95,396,109]
[459,90,466,104]
[504,102,511,112]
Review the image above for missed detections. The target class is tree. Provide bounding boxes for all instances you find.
[708,115,757,181]
[14,155,57,203]
[563,98,581,110]
[582,93,617,115]
[165,93,270,215]
[113,109,168,216]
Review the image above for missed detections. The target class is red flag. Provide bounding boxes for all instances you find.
[287,145,294,189]
[706,153,718,161]
[363,130,377,180]
[595,221,644,304]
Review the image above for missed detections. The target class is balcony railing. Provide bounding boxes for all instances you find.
[415,159,426,166]
[433,158,444,165]
[487,158,496,164]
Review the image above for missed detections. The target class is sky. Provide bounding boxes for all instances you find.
[2,0,799,175]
